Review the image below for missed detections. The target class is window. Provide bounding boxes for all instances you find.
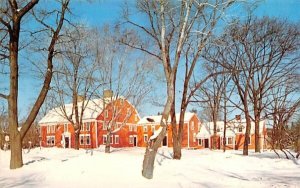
[191,122,194,130]
[144,134,148,142]
[80,134,91,145]
[135,114,138,122]
[238,127,243,133]
[127,108,131,117]
[129,125,135,132]
[133,125,137,132]
[83,122,90,131]
[103,123,108,130]
[143,126,148,133]
[64,124,68,132]
[47,125,55,133]
[115,135,119,144]
[46,136,55,146]
[193,133,196,142]
[198,139,202,146]
[151,126,155,133]
[105,110,108,118]
[247,136,251,145]
[129,135,133,144]
[103,135,107,144]
[110,135,114,144]
[228,137,233,145]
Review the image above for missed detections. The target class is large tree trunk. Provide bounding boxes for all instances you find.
[9,15,22,169]
[9,132,23,169]
[105,130,111,153]
[172,140,182,159]
[254,118,260,153]
[243,110,251,156]
[142,146,159,179]
[74,130,80,150]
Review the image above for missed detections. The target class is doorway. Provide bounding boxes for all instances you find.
[65,136,70,148]
[162,136,168,146]
[204,139,209,148]
[133,136,137,147]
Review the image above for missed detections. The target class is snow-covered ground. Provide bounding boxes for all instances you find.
[0,147,299,188]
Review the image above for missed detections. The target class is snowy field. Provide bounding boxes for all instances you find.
[0,147,299,188]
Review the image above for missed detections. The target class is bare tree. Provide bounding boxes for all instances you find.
[94,25,153,153]
[204,16,300,155]
[0,0,70,169]
[0,0,69,169]
[49,25,99,150]
[122,0,238,178]
[266,75,300,159]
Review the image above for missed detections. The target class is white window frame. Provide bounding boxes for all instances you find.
[129,125,133,132]
[143,126,148,132]
[103,135,107,144]
[198,139,202,146]
[103,123,108,130]
[79,134,91,145]
[151,126,155,133]
[227,137,233,145]
[64,124,68,132]
[144,134,148,142]
[110,135,114,144]
[115,135,119,144]
[238,127,243,133]
[129,135,133,144]
[105,110,108,118]
[191,122,194,130]
[133,125,137,132]
[193,133,196,142]
[46,136,55,146]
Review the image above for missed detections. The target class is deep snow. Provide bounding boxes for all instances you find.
[0,147,299,188]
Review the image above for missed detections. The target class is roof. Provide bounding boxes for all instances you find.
[196,125,211,139]
[38,97,120,125]
[204,119,265,135]
[138,112,196,125]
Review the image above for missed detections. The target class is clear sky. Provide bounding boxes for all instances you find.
[4,0,300,119]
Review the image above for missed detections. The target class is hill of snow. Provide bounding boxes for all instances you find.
[0,147,299,188]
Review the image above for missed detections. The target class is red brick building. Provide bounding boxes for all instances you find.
[137,112,201,149]
[39,97,140,148]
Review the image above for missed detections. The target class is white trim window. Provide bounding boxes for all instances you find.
[115,135,119,144]
[144,134,148,143]
[193,133,196,142]
[238,127,243,133]
[105,110,108,118]
[129,135,133,144]
[221,137,234,145]
[133,125,137,132]
[191,122,194,130]
[81,122,91,131]
[110,135,114,144]
[198,139,202,146]
[80,134,91,145]
[103,123,108,130]
[129,125,134,132]
[47,125,55,134]
[64,124,68,132]
[103,135,107,144]
[46,136,55,146]
[143,126,148,133]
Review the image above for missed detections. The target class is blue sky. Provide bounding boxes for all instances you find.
[3,0,300,119]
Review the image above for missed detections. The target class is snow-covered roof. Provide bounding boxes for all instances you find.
[204,119,265,134]
[138,112,196,125]
[39,98,112,125]
[196,125,211,139]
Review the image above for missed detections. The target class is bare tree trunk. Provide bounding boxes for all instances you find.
[105,130,111,153]
[254,118,260,153]
[243,109,251,155]
[74,130,80,150]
